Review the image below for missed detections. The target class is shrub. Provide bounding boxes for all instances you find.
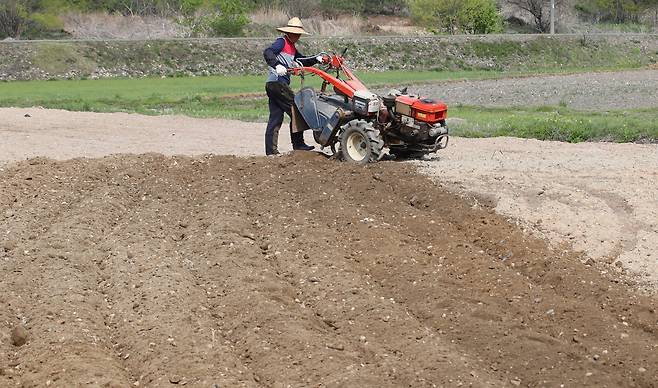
[409,0,502,34]
[575,0,644,23]
[319,0,365,16]
[184,0,249,37]
[207,11,248,36]
[0,0,69,39]
[458,0,502,33]
[281,0,321,19]
[363,0,408,15]
[0,0,29,39]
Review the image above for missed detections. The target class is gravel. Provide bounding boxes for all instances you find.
[383,69,658,111]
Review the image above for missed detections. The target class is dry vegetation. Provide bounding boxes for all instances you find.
[250,8,370,36]
[61,12,189,40]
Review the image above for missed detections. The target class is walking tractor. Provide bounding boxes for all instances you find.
[289,49,449,164]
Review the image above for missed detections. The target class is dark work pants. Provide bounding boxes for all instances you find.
[265,81,305,155]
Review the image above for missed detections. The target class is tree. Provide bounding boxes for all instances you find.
[507,0,562,32]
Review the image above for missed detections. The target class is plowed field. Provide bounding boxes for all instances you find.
[1,154,656,387]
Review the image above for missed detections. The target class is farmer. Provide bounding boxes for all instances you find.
[263,17,326,155]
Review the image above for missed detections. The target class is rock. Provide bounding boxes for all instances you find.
[2,240,17,251]
[409,195,420,207]
[638,367,646,373]
[510,378,521,386]
[169,375,182,384]
[10,325,28,346]
[326,343,344,351]
[593,354,600,361]
[585,258,595,266]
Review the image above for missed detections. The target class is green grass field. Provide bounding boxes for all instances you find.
[1,69,656,143]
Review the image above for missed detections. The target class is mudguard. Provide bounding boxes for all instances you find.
[292,87,343,147]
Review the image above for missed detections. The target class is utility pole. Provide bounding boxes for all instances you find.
[550,0,555,34]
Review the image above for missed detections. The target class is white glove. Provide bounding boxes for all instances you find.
[316,55,325,63]
[275,64,287,76]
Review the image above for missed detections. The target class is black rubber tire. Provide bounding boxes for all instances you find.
[339,120,384,164]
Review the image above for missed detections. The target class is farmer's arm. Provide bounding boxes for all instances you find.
[263,38,285,67]
[294,50,321,67]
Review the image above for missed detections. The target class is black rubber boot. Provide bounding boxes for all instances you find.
[291,132,314,151]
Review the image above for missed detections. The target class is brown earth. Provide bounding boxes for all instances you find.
[1,153,656,388]
[1,69,658,386]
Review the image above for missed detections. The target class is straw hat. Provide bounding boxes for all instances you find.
[277,17,310,35]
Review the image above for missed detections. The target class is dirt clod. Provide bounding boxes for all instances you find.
[10,326,28,347]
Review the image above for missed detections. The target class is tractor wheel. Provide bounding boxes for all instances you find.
[339,120,384,164]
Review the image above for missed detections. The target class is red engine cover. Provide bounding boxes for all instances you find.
[396,95,448,124]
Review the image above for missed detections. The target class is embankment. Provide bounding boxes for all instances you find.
[1,34,657,81]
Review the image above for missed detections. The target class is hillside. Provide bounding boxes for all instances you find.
[1,34,657,81]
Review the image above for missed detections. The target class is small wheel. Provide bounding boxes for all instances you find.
[339,120,383,164]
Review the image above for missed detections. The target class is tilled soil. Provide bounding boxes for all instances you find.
[416,137,658,292]
[1,153,656,387]
[1,69,658,386]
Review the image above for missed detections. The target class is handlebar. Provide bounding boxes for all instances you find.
[289,52,345,75]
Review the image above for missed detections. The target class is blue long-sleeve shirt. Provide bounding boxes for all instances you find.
[263,36,318,85]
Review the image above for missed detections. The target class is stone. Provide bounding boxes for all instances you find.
[326,343,344,351]
[10,325,28,347]
[169,375,182,384]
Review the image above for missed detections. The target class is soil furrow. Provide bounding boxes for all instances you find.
[1,153,656,387]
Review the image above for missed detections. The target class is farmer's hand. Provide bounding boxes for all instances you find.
[275,64,287,76]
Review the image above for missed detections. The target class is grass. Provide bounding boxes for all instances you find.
[1,69,656,143]
[449,106,658,143]
[0,69,531,120]
[0,66,637,104]
[32,43,96,75]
